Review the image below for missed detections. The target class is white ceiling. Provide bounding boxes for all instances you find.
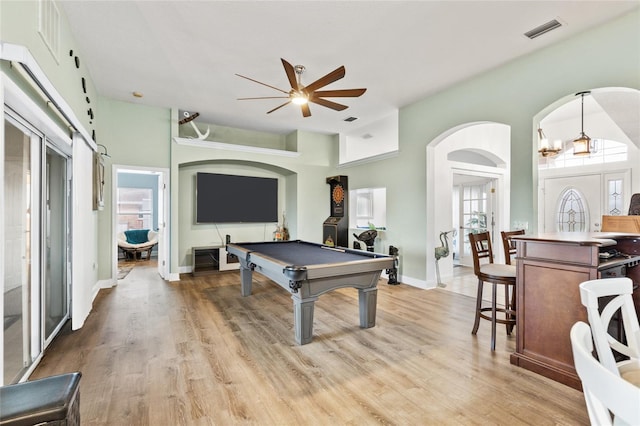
[59,1,639,136]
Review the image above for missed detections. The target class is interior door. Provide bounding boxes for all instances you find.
[542,174,602,233]
[456,178,496,267]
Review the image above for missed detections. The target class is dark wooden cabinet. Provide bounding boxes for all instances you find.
[510,233,640,390]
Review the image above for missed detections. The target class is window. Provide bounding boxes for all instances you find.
[459,183,489,260]
[557,188,587,232]
[117,188,153,232]
[607,178,623,216]
[539,139,628,170]
[462,184,488,234]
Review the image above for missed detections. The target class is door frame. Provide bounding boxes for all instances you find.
[111,165,170,280]
[426,122,511,288]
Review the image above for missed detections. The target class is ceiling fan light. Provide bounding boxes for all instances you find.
[573,133,591,156]
[292,96,308,105]
[291,93,308,105]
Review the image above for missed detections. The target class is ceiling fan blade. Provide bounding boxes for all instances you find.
[313,88,367,98]
[281,58,299,91]
[235,73,289,94]
[301,103,311,117]
[267,101,291,114]
[238,96,289,100]
[309,97,348,111]
[303,65,346,93]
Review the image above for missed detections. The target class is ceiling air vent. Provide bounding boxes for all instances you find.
[524,19,562,39]
[344,116,358,122]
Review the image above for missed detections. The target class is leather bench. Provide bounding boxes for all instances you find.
[0,372,81,426]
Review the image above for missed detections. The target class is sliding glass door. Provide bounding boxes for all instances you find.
[3,116,39,384]
[3,112,70,384]
[44,146,69,343]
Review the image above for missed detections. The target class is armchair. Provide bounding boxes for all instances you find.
[117,229,158,261]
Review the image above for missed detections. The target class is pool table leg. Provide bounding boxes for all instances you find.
[238,262,253,297]
[359,287,378,328]
[292,294,319,345]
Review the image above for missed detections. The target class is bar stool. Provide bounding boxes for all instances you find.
[469,231,517,350]
[500,229,524,333]
[500,229,525,265]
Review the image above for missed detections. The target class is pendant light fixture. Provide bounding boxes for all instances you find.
[537,127,561,157]
[573,91,592,156]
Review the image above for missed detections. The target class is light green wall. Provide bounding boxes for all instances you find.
[96,98,171,278]
[179,120,287,150]
[338,8,640,281]
[97,98,171,168]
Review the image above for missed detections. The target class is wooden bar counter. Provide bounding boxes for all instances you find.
[510,232,640,390]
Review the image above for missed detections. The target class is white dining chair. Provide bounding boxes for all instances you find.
[579,277,640,386]
[570,322,640,426]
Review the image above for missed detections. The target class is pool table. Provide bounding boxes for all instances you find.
[226,240,396,345]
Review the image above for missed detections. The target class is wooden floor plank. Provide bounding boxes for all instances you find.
[31,262,589,425]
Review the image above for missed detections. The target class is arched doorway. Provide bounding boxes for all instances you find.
[426,122,511,288]
[535,88,640,232]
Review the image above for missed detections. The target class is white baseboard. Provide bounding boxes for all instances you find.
[395,274,430,289]
[97,278,115,290]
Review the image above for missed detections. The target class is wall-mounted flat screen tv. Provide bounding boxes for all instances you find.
[196,172,278,223]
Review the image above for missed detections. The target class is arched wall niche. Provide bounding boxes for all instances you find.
[177,159,298,267]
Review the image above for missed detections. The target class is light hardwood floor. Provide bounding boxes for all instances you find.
[31,262,589,425]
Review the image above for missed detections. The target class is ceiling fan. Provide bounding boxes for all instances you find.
[236,58,366,117]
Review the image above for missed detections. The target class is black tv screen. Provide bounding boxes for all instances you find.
[196,172,278,223]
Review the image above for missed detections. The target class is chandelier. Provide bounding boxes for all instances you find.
[537,127,562,157]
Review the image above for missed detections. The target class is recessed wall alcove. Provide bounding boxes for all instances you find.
[171,126,341,278]
[177,159,297,268]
